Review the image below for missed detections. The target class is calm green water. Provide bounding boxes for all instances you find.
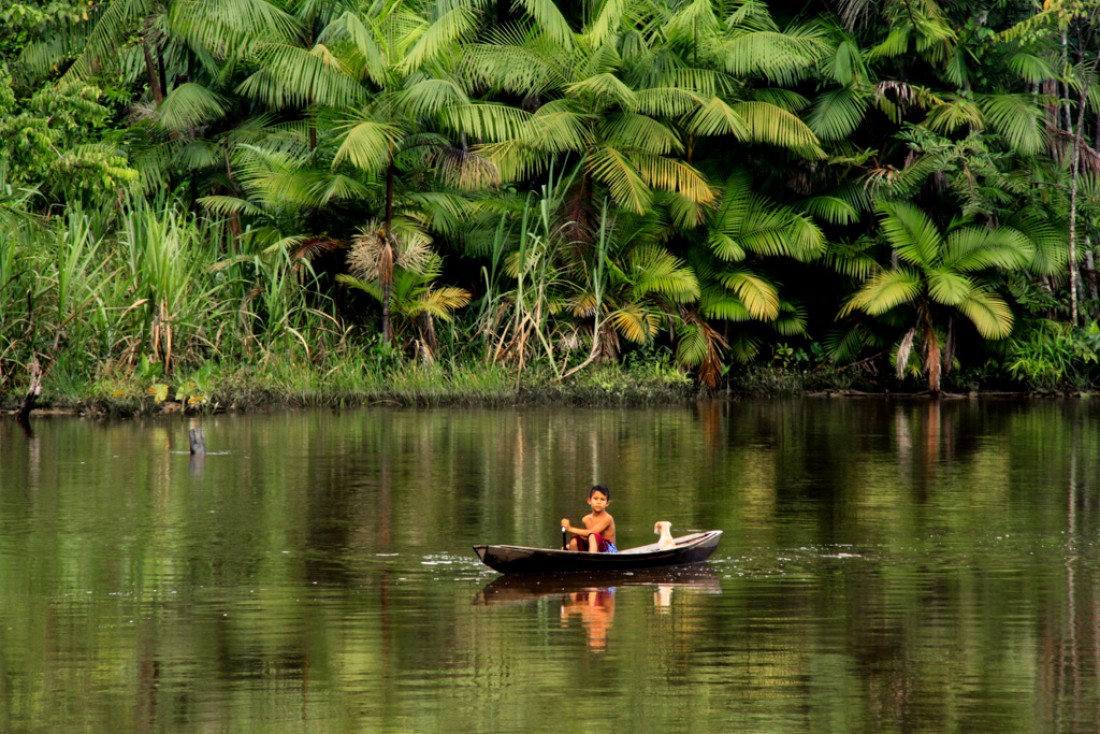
[1,399,1099,733]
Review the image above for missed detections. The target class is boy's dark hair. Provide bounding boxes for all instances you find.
[589,484,610,500]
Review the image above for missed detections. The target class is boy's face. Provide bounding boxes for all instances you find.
[587,491,610,513]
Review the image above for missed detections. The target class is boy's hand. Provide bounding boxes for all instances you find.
[561,518,570,529]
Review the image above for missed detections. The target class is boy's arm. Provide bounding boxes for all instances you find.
[561,518,592,537]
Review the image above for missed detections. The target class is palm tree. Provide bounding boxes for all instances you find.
[840,201,1034,393]
[65,0,298,103]
[338,241,470,360]
[225,0,513,344]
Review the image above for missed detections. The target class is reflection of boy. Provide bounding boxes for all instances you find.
[561,485,617,552]
[561,589,616,652]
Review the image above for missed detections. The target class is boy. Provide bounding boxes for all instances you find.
[561,484,617,553]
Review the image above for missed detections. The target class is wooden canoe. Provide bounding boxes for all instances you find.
[473,530,722,574]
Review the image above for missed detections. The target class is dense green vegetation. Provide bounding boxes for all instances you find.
[5,0,1100,408]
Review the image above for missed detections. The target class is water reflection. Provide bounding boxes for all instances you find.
[476,567,722,651]
[6,400,1100,733]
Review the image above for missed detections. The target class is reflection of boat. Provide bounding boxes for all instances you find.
[474,565,722,605]
[473,530,722,574]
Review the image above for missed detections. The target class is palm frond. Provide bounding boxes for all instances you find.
[877,201,943,267]
[399,4,479,73]
[608,303,659,343]
[956,289,1014,339]
[633,87,706,119]
[674,323,713,368]
[1006,51,1057,85]
[312,173,373,203]
[1003,212,1066,276]
[774,299,807,336]
[807,85,868,142]
[440,102,529,142]
[628,244,700,302]
[460,40,562,95]
[237,43,365,109]
[924,95,983,134]
[522,101,594,151]
[407,286,472,320]
[565,72,637,110]
[333,11,387,86]
[171,0,301,57]
[698,285,753,321]
[684,97,751,139]
[840,268,922,317]
[821,35,867,86]
[586,0,627,47]
[717,269,779,320]
[707,231,747,262]
[175,139,222,170]
[719,27,826,86]
[728,101,824,156]
[943,226,1033,271]
[601,113,683,155]
[65,0,152,81]
[336,272,382,300]
[399,77,469,117]
[926,268,973,306]
[513,0,574,48]
[332,118,403,173]
[429,145,501,190]
[587,145,651,213]
[823,323,875,363]
[979,93,1045,156]
[198,195,266,217]
[823,240,880,279]
[630,154,714,205]
[156,82,228,132]
[797,195,859,225]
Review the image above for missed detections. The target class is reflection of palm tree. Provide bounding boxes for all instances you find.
[841,202,1033,393]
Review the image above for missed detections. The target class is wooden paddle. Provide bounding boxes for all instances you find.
[562,527,568,550]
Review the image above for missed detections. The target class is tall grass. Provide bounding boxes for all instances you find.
[0,194,350,403]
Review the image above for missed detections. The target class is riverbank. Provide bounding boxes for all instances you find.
[1,357,701,417]
[3,356,1065,420]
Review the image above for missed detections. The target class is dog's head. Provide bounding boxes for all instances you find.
[654,520,671,535]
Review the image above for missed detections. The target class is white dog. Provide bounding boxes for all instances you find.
[654,521,675,550]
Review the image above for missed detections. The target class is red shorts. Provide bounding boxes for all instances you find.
[576,532,617,553]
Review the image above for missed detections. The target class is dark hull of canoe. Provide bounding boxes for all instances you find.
[473,530,722,574]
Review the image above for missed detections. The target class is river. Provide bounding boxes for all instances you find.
[1,398,1098,733]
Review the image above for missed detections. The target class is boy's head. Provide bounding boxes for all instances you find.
[588,484,610,501]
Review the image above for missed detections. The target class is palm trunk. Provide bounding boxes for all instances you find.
[381,155,396,345]
[1068,53,1099,326]
[924,312,941,395]
[142,17,164,104]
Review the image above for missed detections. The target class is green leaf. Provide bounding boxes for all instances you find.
[957,289,1014,338]
[156,83,228,133]
[718,269,779,320]
[807,85,868,142]
[926,268,973,306]
[628,244,700,302]
[333,119,402,173]
[979,93,1045,156]
[841,268,922,317]
[877,201,943,267]
[728,101,824,156]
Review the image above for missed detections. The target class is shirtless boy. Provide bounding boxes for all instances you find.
[561,485,617,553]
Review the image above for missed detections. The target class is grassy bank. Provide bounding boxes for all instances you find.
[1,352,705,417]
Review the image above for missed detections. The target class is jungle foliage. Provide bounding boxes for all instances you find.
[4,0,1100,404]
